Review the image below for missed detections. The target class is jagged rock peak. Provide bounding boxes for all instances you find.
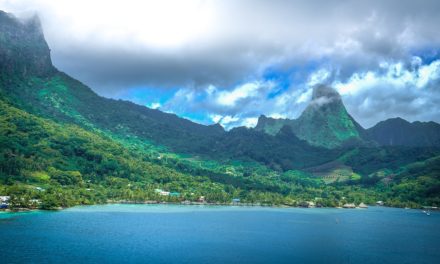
[312,85,341,100]
[257,115,269,123]
[0,10,43,31]
[208,123,225,132]
[0,10,54,77]
[309,85,342,107]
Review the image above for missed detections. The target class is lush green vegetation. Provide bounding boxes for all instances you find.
[1,97,439,210]
[0,97,350,209]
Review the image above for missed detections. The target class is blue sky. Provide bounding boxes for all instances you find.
[1,0,440,129]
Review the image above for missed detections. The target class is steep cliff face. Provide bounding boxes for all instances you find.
[254,85,365,148]
[290,85,364,148]
[0,11,54,78]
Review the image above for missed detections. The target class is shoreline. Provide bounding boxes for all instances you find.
[0,201,421,213]
[2,200,438,213]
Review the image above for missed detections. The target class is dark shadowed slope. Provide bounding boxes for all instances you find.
[366,117,440,147]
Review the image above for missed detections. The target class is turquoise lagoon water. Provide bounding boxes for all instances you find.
[0,205,439,263]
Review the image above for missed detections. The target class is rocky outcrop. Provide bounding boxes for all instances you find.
[0,11,55,78]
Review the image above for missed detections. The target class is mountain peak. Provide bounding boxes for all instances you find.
[255,115,290,135]
[292,85,364,148]
[0,10,54,77]
[208,123,225,132]
[381,117,409,125]
[253,86,365,148]
[309,85,342,109]
[311,85,341,100]
[0,10,43,30]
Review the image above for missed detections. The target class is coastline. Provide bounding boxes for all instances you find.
[0,201,401,213]
[0,201,355,213]
[2,200,438,214]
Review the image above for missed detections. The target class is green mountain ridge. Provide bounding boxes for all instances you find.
[254,85,440,149]
[366,117,440,147]
[255,85,368,148]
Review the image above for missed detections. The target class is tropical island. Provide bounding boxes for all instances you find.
[0,10,439,212]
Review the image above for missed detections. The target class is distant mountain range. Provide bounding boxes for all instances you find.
[1,10,439,208]
[255,85,440,148]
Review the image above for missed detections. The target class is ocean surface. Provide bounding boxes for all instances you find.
[0,205,439,264]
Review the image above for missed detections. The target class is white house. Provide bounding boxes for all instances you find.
[154,189,170,196]
[0,196,10,204]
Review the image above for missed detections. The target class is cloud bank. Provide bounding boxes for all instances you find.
[1,0,439,128]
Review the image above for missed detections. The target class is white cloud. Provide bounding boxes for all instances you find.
[1,0,214,49]
[209,114,222,124]
[417,60,440,88]
[268,113,287,119]
[148,102,161,109]
[328,57,440,127]
[334,71,377,95]
[295,89,312,104]
[209,115,259,130]
[221,115,239,124]
[334,58,440,95]
[241,117,259,127]
[307,69,330,87]
[216,82,261,107]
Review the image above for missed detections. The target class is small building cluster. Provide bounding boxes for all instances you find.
[342,203,369,209]
[299,201,316,208]
[154,189,180,197]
